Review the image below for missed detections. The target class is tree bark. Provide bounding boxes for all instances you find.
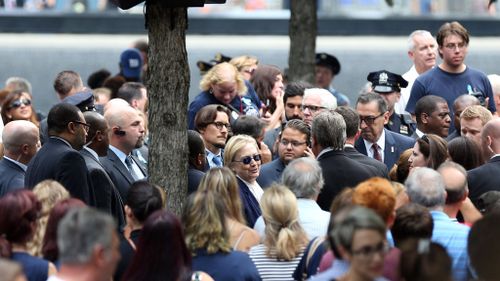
[146,2,190,216]
[288,0,317,84]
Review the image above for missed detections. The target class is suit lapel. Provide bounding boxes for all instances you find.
[107,149,135,183]
[354,138,367,155]
[131,155,148,177]
[384,129,397,167]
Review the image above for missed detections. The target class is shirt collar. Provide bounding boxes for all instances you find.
[363,129,386,151]
[83,146,100,162]
[3,156,27,171]
[109,145,128,165]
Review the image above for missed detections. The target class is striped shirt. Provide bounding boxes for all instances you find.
[249,244,305,281]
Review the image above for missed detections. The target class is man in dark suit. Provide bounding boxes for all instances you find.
[101,104,147,201]
[0,120,39,196]
[25,103,92,204]
[354,92,415,170]
[81,111,125,227]
[312,111,373,211]
[467,119,500,207]
[257,119,312,188]
[335,106,389,178]
[187,130,206,194]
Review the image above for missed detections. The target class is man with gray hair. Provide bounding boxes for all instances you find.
[254,157,330,239]
[301,88,337,126]
[48,207,120,281]
[405,167,471,281]
[312,111,372,210]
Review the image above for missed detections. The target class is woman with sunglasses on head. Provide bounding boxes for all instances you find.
[224,134,263,227]
[1,91,39,127]
[408,134,448,173]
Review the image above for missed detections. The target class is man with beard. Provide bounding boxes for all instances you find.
[194,104,231,169]
[25,103,92,204]
[101,104,147,201]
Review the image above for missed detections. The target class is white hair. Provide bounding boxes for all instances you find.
[303,88,337,110]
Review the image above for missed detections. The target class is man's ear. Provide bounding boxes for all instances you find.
[421,113,429,125]
[96,130,103,142]
[383,111,390,125]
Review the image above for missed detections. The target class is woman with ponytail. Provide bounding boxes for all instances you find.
[249,184,309,280]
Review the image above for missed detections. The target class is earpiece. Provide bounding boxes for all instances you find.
[114,129,126,136]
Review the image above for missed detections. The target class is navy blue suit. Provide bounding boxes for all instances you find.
[467,156,500,207]
[237,178,261,228]
[25,137,91,204]
[354,129,415,170]
[256,158,286,189]
[0,158,26,197]
[188,164,205,194]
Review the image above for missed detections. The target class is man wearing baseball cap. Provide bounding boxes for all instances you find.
[315,52,350,106]
[118,48,143,82]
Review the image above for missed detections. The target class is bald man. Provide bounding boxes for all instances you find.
[0,120,40,196]
[100,105,147,201]
[447,94,480,141]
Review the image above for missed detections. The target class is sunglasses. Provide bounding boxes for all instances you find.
[9,98,32,109]
[234,154,261,165]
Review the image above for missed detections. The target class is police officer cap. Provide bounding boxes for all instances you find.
[197,60,216,75]
[315,52,341,75]
[213,53,232,64]
[367,70,408,93]
[62,90,95,112]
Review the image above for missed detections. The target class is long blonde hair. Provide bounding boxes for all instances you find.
[261,185,308,260]
[199,62,247,96]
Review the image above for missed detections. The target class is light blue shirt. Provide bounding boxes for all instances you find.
[309,259,389,281]
[109,145,145,180]
[206,149,223,169]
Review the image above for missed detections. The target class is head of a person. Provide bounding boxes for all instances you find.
[229,55,259,81]
[452,94,480,132]
[302,88,337,125]
[53,70,84,100]
[447,136,483,170]
[488,74,500,110]
[197,167,245,224]
[199,62,247,105]
[352,177,396,227]
[399,239,452,281]
[182,191,231,254]
[407,30,437,72]
[388,148,413,184]
[311,110,346,154]
[104,105,145,154]
[83,111,110,157]
[437,161,468,206]
[468,214,500,281]
[47,103,88,150]
[0,190,41,252]
[122,210,192,281]
[194,104,231,151]
[414,95,450,137]
[224,134,261,183]
[132,39,149,66]
[103,76,126,100]
[87,69,111,90]
[315,52,341,88]
[125,180,164,225]
[119,48,143,82]
[2,120,40,164]
[187,130,206,171]
[41,198,86,262]
[231,115,266,142]
[477,191,500,215]
[355,92,388,143]
[436,21,469,67]
[261,184,307,260]
[408,134,448,171]
[5,76,32,95]
[335,106,360,140]
[250,65,284,112]
[58,208,119,280]
[283,81,313,120]
[330,206,387,280]
[282,157,323,200]
[116,82,148,113]
[405,167,446,210]
[93,88,112,106]
[367,70,408,113]
[278,119,310,165]
[460,105,493,147]
[1,91,38,126]
[391,203,433,247]
[481,119,500,159]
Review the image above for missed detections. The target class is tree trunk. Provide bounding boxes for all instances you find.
[146,2,190,216]
[287,0,317,84]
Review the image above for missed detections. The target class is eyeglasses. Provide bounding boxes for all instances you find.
[9,98,32,109]
[280,139,307,148]
[211,121,230,130]
[351,242,389,259]
[444,42,467,50]
[234,154,261,165]
[301,104,327,113]
[359,113,384,125]
[73,120,91,133]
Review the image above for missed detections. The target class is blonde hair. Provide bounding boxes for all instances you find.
[183,191,231,255]
[460,105,493,125]
[261,185,308,260]
[229,55,259,72]
[199,62,247,96]
[223,134,259,168]
[28,180,70,256]
[197,167,246,224]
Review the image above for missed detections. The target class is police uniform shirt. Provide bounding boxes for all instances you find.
[385,112,415,137]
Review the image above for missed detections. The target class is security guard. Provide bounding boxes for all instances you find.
[315,52,350,106]
[367,70,416,137]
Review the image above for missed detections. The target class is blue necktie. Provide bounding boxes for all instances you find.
[212,155,222,167]
[125,156,140,180]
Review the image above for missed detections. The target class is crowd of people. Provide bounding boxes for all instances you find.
[0,20,500,281]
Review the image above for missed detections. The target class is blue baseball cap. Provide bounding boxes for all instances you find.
[120,48,143,79]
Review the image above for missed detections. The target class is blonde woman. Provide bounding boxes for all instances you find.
[249,185,309,280]
[198,167,260,251]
